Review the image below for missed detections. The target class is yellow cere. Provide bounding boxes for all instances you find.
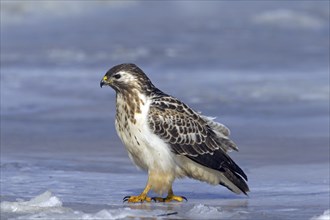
[103,76,108,81]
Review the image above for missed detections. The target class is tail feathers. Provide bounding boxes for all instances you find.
[220,168,250,195]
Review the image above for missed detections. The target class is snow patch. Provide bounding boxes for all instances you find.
[311,210,330,220]
[253,9,325,29]
[0,191,63,213]
[1,1,135,25]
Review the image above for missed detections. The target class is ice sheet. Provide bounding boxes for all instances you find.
[1,153,329,220]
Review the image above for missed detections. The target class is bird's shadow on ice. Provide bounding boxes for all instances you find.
[184,192,246,200]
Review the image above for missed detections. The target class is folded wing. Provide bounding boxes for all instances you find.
[148,97,249,194]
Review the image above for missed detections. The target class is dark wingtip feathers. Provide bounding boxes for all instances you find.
[222,167,250,195]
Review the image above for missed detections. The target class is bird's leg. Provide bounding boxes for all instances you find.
[152,187,187,202]
[123,181,152,203]
[165,188,187,202]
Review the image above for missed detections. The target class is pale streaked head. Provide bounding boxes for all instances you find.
[100,63,154,94]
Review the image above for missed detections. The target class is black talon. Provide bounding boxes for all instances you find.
[182,196,188,202]
[151,197,164,202]
[123,196,130,203]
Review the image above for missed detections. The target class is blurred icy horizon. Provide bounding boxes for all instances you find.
[1,1,329,116]
[1,1,329,70]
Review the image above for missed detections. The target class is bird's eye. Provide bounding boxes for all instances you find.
[113,74,121,79]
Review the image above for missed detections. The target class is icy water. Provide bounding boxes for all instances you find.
[1,1,329,220]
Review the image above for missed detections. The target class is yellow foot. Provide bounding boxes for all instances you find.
[152,195,187,203]
[123,195,152,203]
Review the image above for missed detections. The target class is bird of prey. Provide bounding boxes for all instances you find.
[100,63,249,203]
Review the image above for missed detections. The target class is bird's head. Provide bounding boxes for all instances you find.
[100,63,155,94]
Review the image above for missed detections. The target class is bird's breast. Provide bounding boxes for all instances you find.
[115,94,151,169]
[114,95,176,172]
[115,95,144,134]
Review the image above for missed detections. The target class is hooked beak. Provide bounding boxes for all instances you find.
[100,75,111,88]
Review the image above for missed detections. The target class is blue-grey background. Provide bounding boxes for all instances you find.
[1,1,329,219]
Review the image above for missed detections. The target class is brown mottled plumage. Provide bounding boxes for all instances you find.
[100,63,249,203]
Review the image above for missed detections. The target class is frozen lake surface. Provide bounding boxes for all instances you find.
[1,1,329,219]
[1,154,329,219]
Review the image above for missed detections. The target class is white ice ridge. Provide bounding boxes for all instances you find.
[311,210,330,220]
[186,204,233,219]
[0,191,63,213]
